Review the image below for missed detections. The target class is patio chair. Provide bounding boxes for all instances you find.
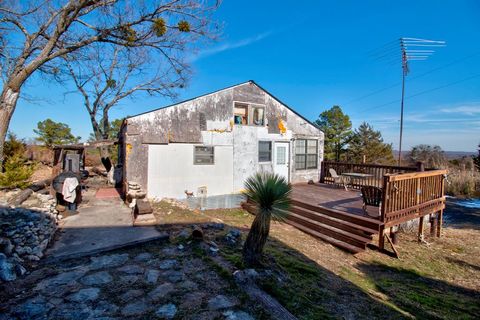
[329,168,347,190]
[360,186,382,217]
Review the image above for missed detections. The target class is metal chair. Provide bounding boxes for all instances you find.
[329,168,347,190]
[360,186,382,217]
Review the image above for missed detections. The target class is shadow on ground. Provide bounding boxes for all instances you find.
[356,262,480,319]
[444,199,480,230]
[1,217,479,319]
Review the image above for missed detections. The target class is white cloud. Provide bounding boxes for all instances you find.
[439,104,480,116]
[189,31,273,62]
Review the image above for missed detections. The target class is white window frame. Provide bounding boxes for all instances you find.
[295,139,318,170]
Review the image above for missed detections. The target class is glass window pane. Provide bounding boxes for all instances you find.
[194,146,214,165]
[307,140,317,154]
[259,141,271,162]
[234,103,248,125]
[295,140,306,154]
[276,146,286,165]
[306,154,317,169]
[295,155,306,169]
[251,107,264,126]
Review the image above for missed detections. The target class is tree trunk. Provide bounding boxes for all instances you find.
[90,116,112,172]
[0,87,20,167]
[243,210,271,266]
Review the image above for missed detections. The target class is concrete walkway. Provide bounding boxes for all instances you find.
[46,189,167,261]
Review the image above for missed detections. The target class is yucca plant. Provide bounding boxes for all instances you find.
[242,172,292,266]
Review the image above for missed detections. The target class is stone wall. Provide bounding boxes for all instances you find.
[0,192,58,282]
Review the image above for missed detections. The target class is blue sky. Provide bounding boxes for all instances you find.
[11,0,480,151]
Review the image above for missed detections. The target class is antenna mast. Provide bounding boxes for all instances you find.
[397,37,446,165]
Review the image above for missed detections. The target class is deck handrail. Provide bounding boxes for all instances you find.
[320,161,417,189]
[380,169,446,227]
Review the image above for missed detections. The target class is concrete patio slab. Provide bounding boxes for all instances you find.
[45,194,167,262]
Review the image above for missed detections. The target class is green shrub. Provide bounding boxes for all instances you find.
[0,154,35,189]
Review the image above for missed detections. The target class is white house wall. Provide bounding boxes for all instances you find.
[147,144,234,199]
[123,81,324,198]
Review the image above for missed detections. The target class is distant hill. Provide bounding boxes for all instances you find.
[395,150,476,160]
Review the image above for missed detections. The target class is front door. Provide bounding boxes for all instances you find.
[274,142,289,182]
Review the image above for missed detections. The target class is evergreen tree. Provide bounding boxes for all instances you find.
[34,119,80,148]
[347,122,395,164]
[315,106,352,161]
[473,143,480,171]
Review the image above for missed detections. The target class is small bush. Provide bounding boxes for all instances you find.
[445,169,480,198]
[0,154,35,189]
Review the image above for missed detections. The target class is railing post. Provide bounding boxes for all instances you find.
[379,175,389,250]
[416,163,425,242]
[437,174,446,237]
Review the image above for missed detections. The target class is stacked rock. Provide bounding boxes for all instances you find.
[127,181,146,208]
[0,206,57,282]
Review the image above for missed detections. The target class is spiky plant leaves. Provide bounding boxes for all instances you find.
[242,172,291,266]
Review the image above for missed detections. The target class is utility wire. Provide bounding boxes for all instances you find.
[345,51,480,105]
[358,73,480,113]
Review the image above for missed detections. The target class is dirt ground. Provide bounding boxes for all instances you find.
[153,200,480,319]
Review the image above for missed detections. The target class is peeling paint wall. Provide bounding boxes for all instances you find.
[122,81,324,198]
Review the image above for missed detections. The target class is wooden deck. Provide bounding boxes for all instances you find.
[291,183,370,217]
[244,182,383,254]
[243,169,446,255]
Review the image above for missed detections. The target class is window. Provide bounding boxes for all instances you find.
[295,139,318,170]
[250,107,265,126]
[234,104,248,125]
[258,141,272,162]
[276,146,286,165]
[234,102,265,126]
[194,146,214,165]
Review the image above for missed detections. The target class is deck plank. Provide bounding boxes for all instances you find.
[291,183,367,216]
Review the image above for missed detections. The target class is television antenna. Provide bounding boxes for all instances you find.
[397,37,446,165]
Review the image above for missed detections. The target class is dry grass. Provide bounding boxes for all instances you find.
[151,200,480,319]
[445,169,480,198]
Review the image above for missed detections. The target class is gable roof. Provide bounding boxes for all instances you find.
[126,80,320,132]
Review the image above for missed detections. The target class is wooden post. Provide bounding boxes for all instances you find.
[416,161,425,172]
[418,216,425,242]
[416,162,424,242]
[379,175,388,250]
[390,227,398,244]
[379,225,385,250]
[437,173,445,237]
[430,213,437,237]
[437,209,443,237]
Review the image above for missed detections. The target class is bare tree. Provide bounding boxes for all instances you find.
[64,42,185,164]
[0,0,219,165]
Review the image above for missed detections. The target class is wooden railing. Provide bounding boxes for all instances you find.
[381,169,446,228]
[320,161,417,189]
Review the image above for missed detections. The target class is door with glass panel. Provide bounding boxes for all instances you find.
[274,142,289,181]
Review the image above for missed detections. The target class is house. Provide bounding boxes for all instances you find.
[119,81,324,200]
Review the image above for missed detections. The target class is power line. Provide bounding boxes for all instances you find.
[359,73,480,113]
[345,51,480,106]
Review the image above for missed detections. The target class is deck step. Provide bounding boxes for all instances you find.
[290,205,378,236]
[291,199,381,232]
[285,220,364,254]
[286,212,370,249]
[241,201,373,254]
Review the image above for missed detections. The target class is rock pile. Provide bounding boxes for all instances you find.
[0,192,59,282]
[225,228,242,245]
[127,181,146,208]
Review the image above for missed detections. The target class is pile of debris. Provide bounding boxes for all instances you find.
[0,190,59,282]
